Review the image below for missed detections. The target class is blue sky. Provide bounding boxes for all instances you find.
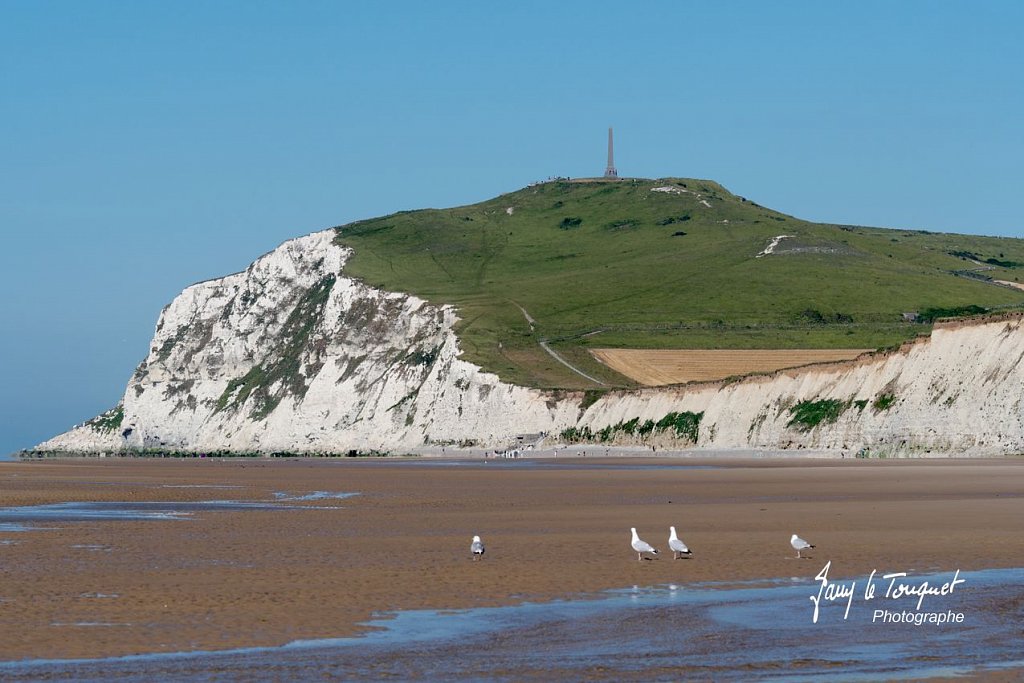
[1,1,1022,454]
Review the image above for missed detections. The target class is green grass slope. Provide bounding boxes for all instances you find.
[333,178,1024,389]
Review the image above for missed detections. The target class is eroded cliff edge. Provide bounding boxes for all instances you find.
[37,229,1024,456]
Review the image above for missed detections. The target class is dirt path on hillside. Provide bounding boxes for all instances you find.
[513,302,606,386]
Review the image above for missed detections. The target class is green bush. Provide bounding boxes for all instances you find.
[559,425,593,442]
[657,214,691,226]
[603,219,639,231]
[917,305,987,323]
[653,411,703,441]
[794,309,854,325]
[787,399,849,432]
[579,389,607,411]
[948,250,1022,268]
[873,393,896,411]
[88,405,125,433]
[406,347,440,366]
[559,411,702,444]
[668,411,702,442]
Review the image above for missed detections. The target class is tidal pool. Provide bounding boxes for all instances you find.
[0,567,1019,681]
[0,496,358,530]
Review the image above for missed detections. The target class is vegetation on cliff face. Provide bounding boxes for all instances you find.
[787,399,849,432]
[786,390,899,431]
[216,275,336,420]
[873,392,897,411]
[333,178,1024,390]
[561,410,703,444]
[87,405,124,433]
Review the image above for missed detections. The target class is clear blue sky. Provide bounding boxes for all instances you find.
[2,1,1022,454]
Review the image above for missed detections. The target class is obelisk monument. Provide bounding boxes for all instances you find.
[604,127,618,178]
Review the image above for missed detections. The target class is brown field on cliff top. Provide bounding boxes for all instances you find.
[590,348,871,385]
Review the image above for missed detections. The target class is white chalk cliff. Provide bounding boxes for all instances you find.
[37,228,1024,457]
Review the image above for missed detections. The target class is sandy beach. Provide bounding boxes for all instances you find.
[0,456,1022,664]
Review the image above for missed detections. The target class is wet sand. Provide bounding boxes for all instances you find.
[0,456,1022,662]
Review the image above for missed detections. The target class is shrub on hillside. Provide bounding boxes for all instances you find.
[917,305,987,323]
[657,214,691,226]
[795,309,854,325]
[604,219,639,231]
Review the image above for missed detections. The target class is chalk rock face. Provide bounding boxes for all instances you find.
[38,229,577,453]
[37,227,1024,457]
[577,316,1024,457]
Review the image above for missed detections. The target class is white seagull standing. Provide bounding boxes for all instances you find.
[471,535,485,561]
[630,527,659,561]
[790,533,814,559]
[668,526,692,560]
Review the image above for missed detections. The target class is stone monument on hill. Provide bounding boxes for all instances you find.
[604,127,618,179]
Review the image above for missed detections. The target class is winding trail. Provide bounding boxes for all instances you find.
[512,303,606,386]
[951,259,1024,293]
[538,340,607,386]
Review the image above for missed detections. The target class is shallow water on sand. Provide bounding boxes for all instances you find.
[2,568,1019,681]
[0,496,357,529]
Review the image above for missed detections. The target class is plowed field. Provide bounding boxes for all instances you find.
[591,348,870,386]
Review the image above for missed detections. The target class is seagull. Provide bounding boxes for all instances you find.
[471,535,485,561]
[630,528,659,561]
[791,533,814,559]
[668,526,692,559]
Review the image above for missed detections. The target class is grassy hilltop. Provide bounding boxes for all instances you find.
[334,178,1024,389]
